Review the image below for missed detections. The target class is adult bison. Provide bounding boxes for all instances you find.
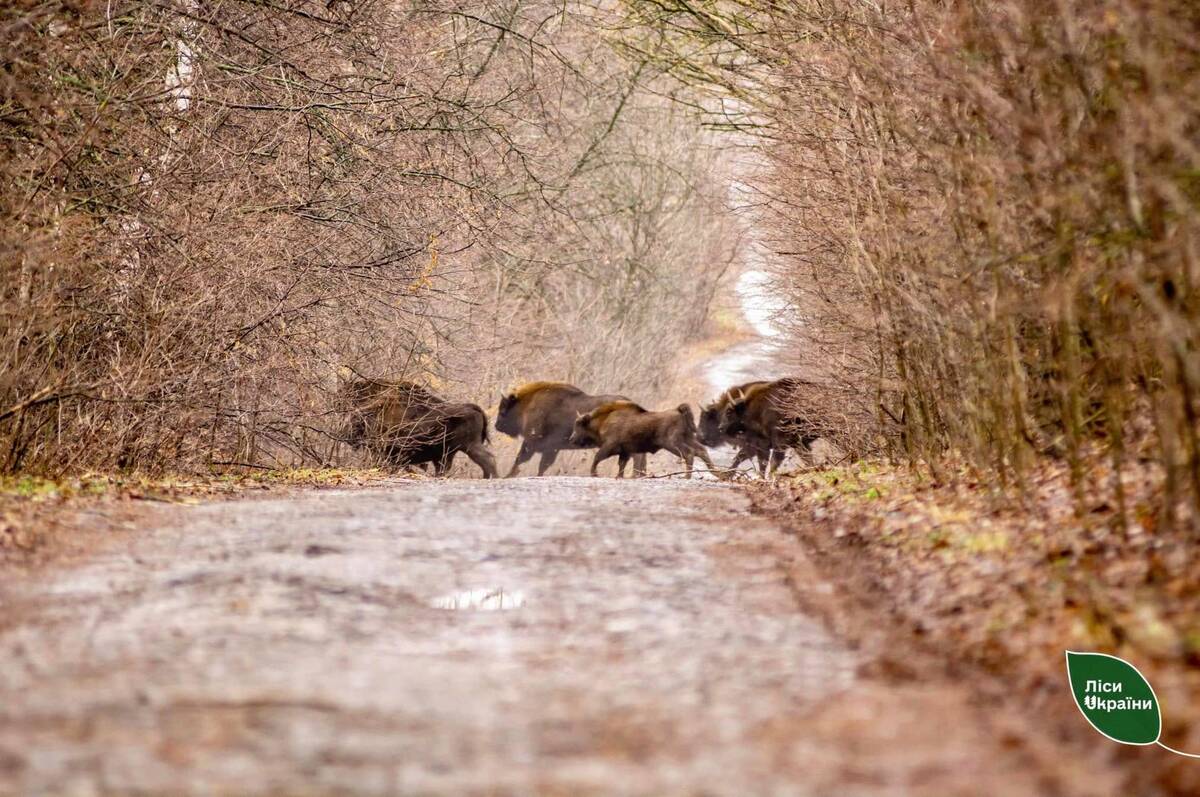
[340,378,497,478]
[495,381,644,477]
[698,380,771,475]
[720,377,820,476]
[569,400,717,478]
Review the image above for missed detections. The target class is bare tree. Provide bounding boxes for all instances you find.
[613,0,1200,524]
[0,0,736,474]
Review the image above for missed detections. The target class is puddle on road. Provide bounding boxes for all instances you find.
[430,588,525,611]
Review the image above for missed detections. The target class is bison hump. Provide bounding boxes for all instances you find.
[508,381,584,402]
[589,400,646,425]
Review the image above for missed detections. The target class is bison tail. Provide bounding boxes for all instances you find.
[676,403,697,430]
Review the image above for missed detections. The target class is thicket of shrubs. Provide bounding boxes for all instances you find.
[621,0,1200,524]
[1,1,734,473]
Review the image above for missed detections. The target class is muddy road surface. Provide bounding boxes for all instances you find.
[0,479,1099,796]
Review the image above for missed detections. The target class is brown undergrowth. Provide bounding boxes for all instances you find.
[752,456,1200,795]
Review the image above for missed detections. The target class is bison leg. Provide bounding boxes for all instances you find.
[729,446,753,472]
[767,447,786,477]
[384,448,410,472]
[662,444,693,479]
[632,453,647,478]
[590,445,616,476]
[465,443,498,479]
[536,448,560,476]
[434,452,456,477]
[694,445,719,479]
[616,453,630,478]
[505,440,535,478]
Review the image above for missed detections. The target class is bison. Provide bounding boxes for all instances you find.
[720,377,820,476]
[340,378,498,478]
[698,380,772,475]
[495,381,645,477]
[569,401,718,478]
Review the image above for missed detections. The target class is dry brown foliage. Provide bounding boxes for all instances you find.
[768,453,1200,794]
[1,1,737,474]
[618,0,1200,525]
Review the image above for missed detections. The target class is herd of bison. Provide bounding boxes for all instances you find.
[340,378,821,479]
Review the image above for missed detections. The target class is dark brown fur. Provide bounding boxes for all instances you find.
[340,378,497,477]
[495,382,643,476]
[720,377,819,476]
[570,401,717,478]
[698,380,771,475]
[340,379,443,450]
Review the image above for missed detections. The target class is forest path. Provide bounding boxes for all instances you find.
[0,478,1082,795]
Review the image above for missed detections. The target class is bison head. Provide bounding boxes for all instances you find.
[720,400,749,436]
[494,393,520,436]
[697,403,725,447]
[568,412,598,447]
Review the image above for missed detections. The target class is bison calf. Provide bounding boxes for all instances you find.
[569,401,717,478]
[495,381,644,477]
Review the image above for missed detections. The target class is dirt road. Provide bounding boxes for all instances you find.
[0,479,1113,796]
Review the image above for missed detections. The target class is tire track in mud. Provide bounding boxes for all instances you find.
[0,479,1104,795]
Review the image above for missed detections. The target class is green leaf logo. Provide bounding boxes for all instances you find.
[1065,651,1161,745]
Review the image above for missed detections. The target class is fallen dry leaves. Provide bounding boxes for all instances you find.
[755,455,1200,795]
